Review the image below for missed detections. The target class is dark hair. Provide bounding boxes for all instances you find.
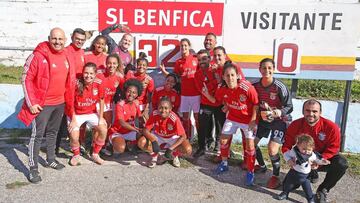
[205,32,217,40]
[136,52,148,66]
[125,63,135,75]
[221,61,239,87]
[180,38,191,47]
[197,49,210,57]
[90,35,107,52]
[166,73,181,94]
[123,78,144,99]
[302,99,322,113]
[77,62,97,96]
[106,53,122,72]
[259,58,275,68]
[72,28,86,36]
[214,46,227,55]
[159,96,173,109]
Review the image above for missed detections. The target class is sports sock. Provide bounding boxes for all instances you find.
[270,153,281,176]
[245,149,256,173]
[255,145,266,166]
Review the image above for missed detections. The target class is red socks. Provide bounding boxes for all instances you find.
[245,149,256,173]
[72,146,80,156]
[92,139,105,154]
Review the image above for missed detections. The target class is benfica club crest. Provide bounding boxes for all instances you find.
[318,132,326,141]
[93,88,98,96]
[239,94,246,102]
[167,124,174,131]
[270,92,277,100]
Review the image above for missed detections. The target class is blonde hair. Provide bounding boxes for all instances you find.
[296,134,315,149]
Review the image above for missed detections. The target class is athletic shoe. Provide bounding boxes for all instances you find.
[193,148,205,158]
[172,156,181,168]
[246,172,255,186]
[276,192,289,200]
[92,153,105,165]
[46,160,65,170]
[69,155,81,166]
[267,175,281,189]
[215,161,229,174]
[28,169,42,184]
[254,165,267,173]
[147,156,158,168]
[309,170,319,183]
[316,188,329,203]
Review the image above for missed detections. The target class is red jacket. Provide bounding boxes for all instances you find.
[282,116,341,160]
[17,42,75,126]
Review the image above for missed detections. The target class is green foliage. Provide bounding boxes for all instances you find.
[0,65,22,84]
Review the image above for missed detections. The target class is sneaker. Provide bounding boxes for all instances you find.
[69,155,81,166]
[246,172,255,186]
[28,169,42,184]
[46,160,65,170]
[147,156,158,168]
[172,156,181,168]
[254,165,267,173]
[276,192,289,200]
[309,170,319,184]
[215,161,229,174]
[92,153,105,165]
[316,188,329,203]
[267,176,281,189]
[193,148,205,158]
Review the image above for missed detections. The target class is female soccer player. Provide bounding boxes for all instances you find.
[160,38,199,140]
[108,79,143,156]
[252,58,293,189]
[67,62,107,166]
[202,62,259,186]
[138,97,192,168]
[152,73,180,113]
[84,35,108,74]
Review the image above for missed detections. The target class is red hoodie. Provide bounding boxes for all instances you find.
[17,41,75,126]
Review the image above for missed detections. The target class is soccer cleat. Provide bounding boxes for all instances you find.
[215,161,229,175]
[267,175,281,189]
[28,169,42,184]
[246,172,255,186]
[193,148,205,158]
[92,153,105,165]
[46,160,65,170]
[172,156,181,168]
[276,192,289,200]
[69,155,81,166]
[254,165,267,173]
[316,188,329,203]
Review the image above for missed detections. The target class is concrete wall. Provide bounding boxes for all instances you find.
[0,84,359,152]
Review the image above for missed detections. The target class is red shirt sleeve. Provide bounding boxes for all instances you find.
[247,84,259,105]
[321,122,341,160]
[152,90,159,110]
[145,114,155,131]
[194,71,203,93]
[214,87,224,103]
[282,120,300,154]
[148,78,155,93]
[115,103,125,121]
[175,116,186,136]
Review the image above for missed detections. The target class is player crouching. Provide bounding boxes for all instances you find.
[138,97,192,168]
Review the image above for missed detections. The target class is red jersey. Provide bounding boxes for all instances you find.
[174,54,199,96]
[194,67,221,106]
[152,86,180,112]
[145,110,185,138]
[125,71,154,105]
[84,51,107,73]
[44,49,69,105]
[66,43,85,79]
[97,72,124,106]
[215,80,258,124]
[109,100,141,134]
[282,117,341,160]
[73,79,104,115]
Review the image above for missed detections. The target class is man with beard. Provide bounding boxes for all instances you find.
[193,49,226,157]
[203,32,217,60]
[282,99,348,203]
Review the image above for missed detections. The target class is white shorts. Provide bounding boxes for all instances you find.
[221,119,255,139]
[110,131,137,144]
[153,132,180,149]
[179,95,200,113]
[96,102,113,112]
[67,113,100,131]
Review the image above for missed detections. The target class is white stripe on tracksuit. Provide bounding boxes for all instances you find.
[28,119,37,167]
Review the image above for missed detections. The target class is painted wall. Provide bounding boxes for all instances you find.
[0,84,359,152]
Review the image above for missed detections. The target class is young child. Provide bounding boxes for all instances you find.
[202,62,259,186]
[138,97,192,168]
[126,52,155,125]
[152,73,180,113]
[84,35,108,74]
[67,62,108,166]
[108,79,143,156]
[277,134,330,203]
